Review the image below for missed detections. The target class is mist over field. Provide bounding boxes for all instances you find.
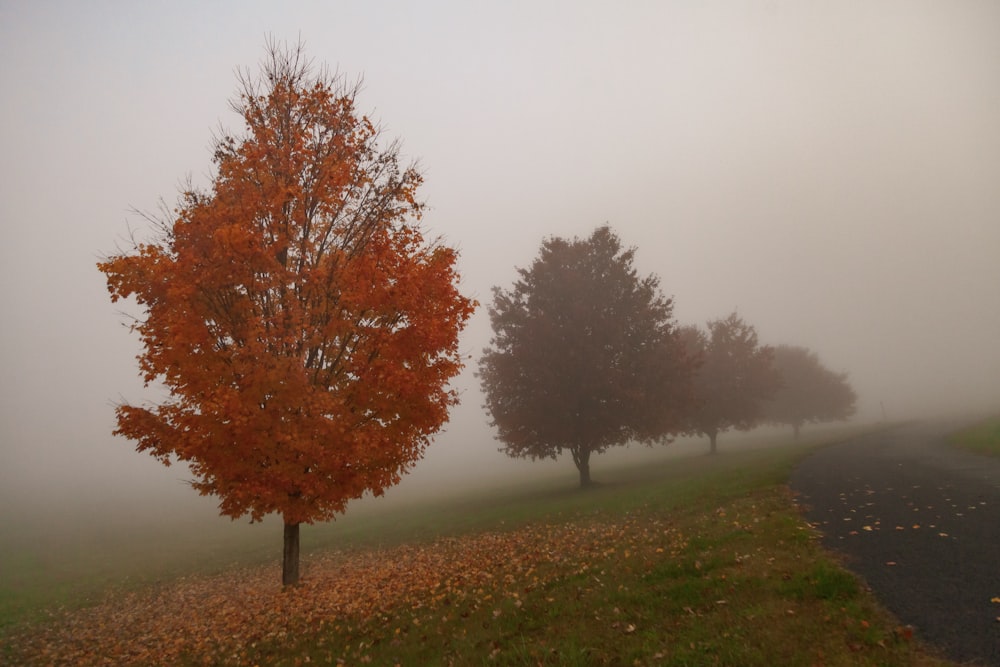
[1,1,998,545]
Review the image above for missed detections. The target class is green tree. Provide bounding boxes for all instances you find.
[97,41,475,586]
[479,226,695,487]
[763,345,857,438]
[680,313,779,454]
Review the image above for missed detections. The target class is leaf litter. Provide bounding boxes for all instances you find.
[1,515,686,666]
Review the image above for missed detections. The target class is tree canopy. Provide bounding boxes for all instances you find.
[478,226,695,486]
[97,41,476,586]
[680,313,779,454]
[763,345,857,438]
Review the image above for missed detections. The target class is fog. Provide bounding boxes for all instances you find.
[1,2,998,532]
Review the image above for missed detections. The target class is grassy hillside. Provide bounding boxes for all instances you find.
[949,414,1000,457]
[1,425,954,665]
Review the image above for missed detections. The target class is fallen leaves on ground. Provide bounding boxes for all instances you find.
[1,515,686,666]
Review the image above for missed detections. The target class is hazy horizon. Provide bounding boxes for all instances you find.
[1,2,998,527]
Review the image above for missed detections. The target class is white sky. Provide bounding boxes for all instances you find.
[1,1,998,512]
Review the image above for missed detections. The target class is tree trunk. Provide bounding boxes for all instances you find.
[708,429,718,455]
[571,447,594,488]
[282,521,300,587]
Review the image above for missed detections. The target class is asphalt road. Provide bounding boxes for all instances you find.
[790,420,1000,666]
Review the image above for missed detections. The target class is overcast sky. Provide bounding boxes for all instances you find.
[2,1,998,512]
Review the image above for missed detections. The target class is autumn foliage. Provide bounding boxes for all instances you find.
[97,42,475,584]
[2,481,927,666]
[479,226,695,486]
[763,344,857,437]
[2,517,685,666]
[680,313,780,454]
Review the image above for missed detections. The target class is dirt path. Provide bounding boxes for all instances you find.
[790,420,1000,666]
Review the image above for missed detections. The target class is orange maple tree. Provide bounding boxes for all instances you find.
[97,41,475,586]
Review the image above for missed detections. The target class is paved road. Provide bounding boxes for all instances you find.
[790,420,1000,666]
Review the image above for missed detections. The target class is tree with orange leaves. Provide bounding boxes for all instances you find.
[98,41,475,586]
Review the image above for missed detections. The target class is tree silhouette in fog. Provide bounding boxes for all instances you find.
[680,313,779,454]
[479,226,695,487]
[763,345,857,438]
[97,41,475,587]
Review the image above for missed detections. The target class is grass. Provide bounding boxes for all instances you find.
[0,503,280,630]
[949,414,1000,457]
[1,425,955,665]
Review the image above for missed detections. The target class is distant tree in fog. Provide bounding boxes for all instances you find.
[478,226,696,487]
[680,313,780,454]
[763,345,857,438]
[96,41,475,587]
